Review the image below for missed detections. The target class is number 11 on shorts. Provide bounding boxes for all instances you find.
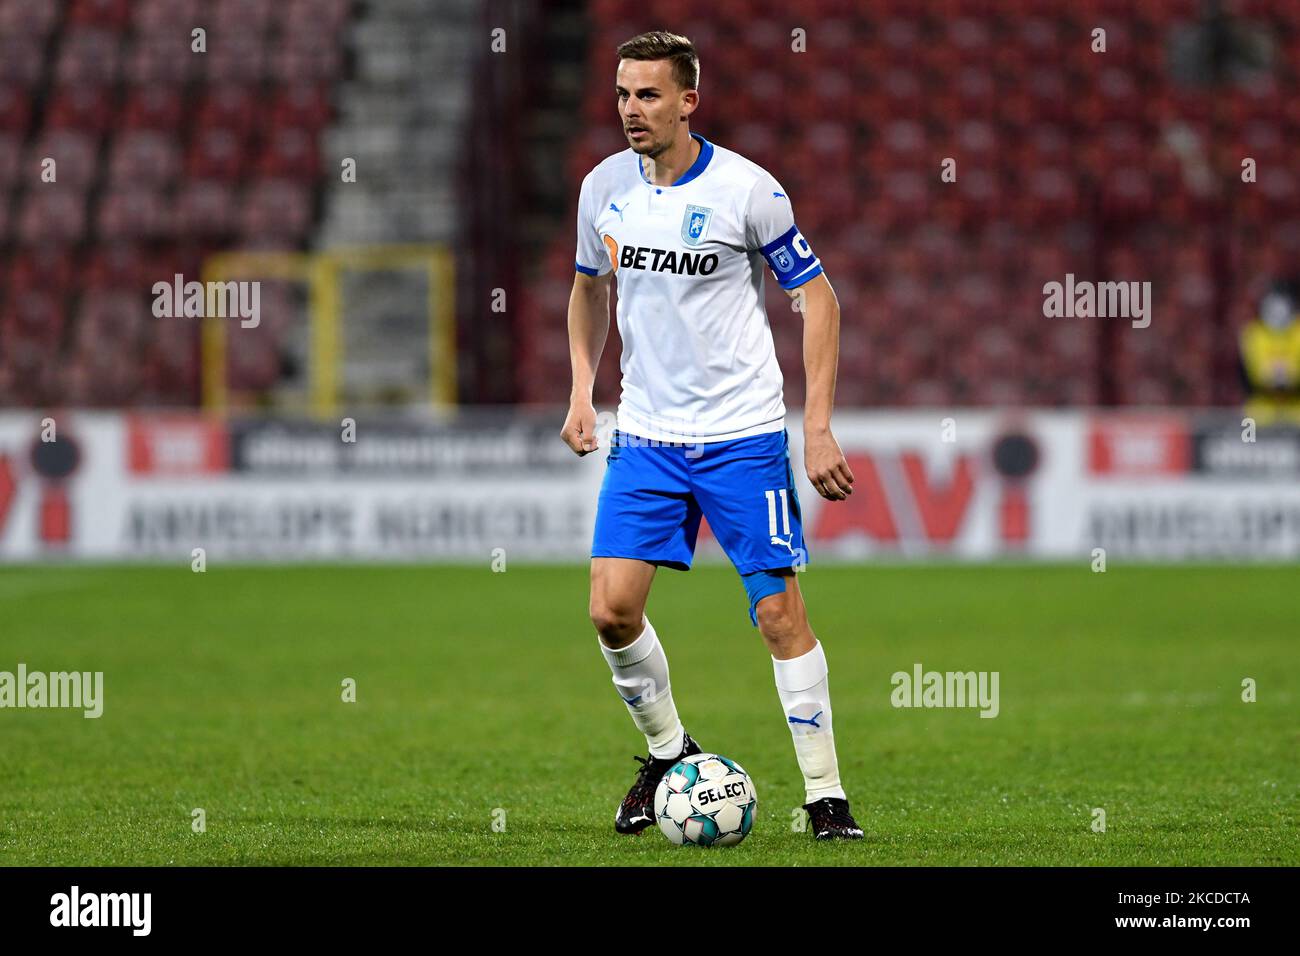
[765,488,790,537]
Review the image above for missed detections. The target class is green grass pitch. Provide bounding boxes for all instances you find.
[0,563,1295,866]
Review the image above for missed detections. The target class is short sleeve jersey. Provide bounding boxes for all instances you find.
[575,132,823,443]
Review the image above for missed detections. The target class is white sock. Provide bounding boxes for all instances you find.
[773,640,846,803]
[599,617,684,759]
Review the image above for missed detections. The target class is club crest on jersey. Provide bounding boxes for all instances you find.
[681,204,713,246]
[773,245,793,272]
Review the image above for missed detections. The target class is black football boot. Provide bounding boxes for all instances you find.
[614,731,703,834]
[803,796,865,840]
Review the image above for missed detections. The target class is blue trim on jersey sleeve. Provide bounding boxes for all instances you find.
[760,224,822,290]
[575,262,599,276]
[634,132,714,187]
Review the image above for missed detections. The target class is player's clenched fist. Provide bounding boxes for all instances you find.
[804,428,854,500]
[561,401,600,455]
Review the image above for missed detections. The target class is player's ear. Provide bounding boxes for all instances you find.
[679,88,698,121]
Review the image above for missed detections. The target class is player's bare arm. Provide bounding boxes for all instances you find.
[561,270,612,455]
[791,273,855,501]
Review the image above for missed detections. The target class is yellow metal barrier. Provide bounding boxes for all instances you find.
[201,245,455,417]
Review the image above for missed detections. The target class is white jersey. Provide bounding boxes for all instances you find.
[575,132,823,443]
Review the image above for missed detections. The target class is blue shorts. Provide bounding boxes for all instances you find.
[591,428,808,624]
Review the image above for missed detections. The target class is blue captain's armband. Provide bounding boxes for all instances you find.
[760,224,822,290]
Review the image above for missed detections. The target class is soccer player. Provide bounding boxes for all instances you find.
[560,31,863,841]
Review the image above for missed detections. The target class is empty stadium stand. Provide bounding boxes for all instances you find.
[0,0,353,406]
[517,0,1300,408]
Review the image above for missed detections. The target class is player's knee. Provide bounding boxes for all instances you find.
[754,591,801,640]
[589,598,643,644]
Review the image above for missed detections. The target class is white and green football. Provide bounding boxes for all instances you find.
[654,752,757,847]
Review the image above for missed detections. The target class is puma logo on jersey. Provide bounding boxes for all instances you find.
[770,533,797,555]
[618,244,719,276]
[609,202,629,221]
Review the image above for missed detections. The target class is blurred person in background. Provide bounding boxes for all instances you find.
[1240,282,1300,425]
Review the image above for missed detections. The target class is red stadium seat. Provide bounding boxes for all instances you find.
[45,85,118,135]
[0,0,60,39]
[120,86,184,130]
[55,29,123,87]
[1,289,64,349]
[139,324,200,405]
[185,127,249,182]
[7,245,77,294]
[74,291,148,353]
[68,0,133,28]
[133,0,200,32]
[278,0,353,31]
[124,34,198,85]
[0,85,32,132]
[0,38,44,87]
[268,43,344,85]
[67,342,142,406]
[270,86,333,130]
[194,86,260,139]
[205,33,269,85]
[239,179,312,242]
[96,186,171,241]
[227,336,282,391]
[107,130,182,186]
[254,126,320,180]
[0,131,21,187]
[26,129,101,188]
[81,244,147,290]
[214,0,275,32]
[175,180,239,237]
[16,188,90,243]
